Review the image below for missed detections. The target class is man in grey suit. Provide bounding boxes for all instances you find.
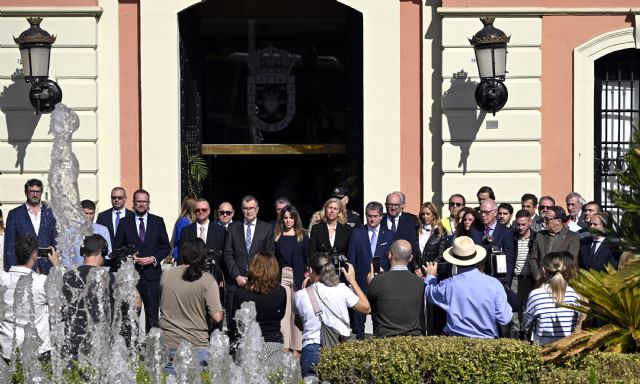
[528,205,580,281]
[223,195,275,339]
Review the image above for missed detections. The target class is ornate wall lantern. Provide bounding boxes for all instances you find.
[14,17,62,114]
[469,17,510,115]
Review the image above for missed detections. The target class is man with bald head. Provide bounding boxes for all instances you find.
[215,201,234,229]
[470,199,515,281]
[366,239,425,337]
[382,191,419,258]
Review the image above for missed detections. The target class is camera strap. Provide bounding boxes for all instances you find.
[307,284,350,329]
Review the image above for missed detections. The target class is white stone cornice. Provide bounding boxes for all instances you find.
[0,7,103,18]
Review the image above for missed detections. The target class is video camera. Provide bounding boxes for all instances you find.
[206,249,222,274]
[106,244,137,271]
[485,245,507,280]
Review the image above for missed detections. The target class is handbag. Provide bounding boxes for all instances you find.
[306,285,356,347]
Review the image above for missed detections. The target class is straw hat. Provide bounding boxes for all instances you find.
[442,236,487,266]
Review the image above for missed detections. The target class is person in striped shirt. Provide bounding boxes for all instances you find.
[523,251,582,345]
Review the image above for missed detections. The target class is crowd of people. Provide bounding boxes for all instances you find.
[0,179,622,378]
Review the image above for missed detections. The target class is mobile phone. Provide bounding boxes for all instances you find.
[38,248,50,258]
[372,256,381,274]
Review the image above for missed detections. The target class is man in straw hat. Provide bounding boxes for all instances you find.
[423,236,512,338]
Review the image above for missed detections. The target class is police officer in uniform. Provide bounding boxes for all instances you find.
[331,186,362,228]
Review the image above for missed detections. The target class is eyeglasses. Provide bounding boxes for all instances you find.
[385,203,400,208]
[242,206,257,212]
[27,189,42,194]
[449,202,463,207]
[195,208,209,213]
[538,205,553,210]
[219,211,233,216]
[111,196,126,200]
[479,210,495,215]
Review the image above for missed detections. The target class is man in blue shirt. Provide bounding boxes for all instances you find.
[423,236,512,338]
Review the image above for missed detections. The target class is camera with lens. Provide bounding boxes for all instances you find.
[486,245,507,280]
[206,249,222,274]
[107,244,137,271]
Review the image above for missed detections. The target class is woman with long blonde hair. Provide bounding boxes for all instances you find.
[523,251,582,345]
[171,194,197,264]
[309,198,351,256]
[274,205,308,356]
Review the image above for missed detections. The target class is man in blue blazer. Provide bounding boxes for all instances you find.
[4,179,57,271]
[470,199,515,280]
[381,191,419,258]
[113,189,170,333]
[347,201,395,339]
[96,186,134,245]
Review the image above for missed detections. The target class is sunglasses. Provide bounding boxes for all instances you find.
[449,202,463,207]
[219,210,233,216]
[538,205,553,210]
[111,196,125,200]
[195,208,209,213]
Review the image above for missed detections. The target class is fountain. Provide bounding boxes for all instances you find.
[0,103,303,383]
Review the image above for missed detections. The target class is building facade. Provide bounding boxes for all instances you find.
[0,0,637,224]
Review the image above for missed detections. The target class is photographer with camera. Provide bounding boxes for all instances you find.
[0,235,59,361]
[293,253,370,379]
[347,201,394,339]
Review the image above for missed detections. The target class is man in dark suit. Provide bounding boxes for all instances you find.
[180,198,227,283]
[215,201,234,229]
[579,213,619,271]
[113,189,170,333]
[223,195,275,339]
[4,179,57,271]
[347,201,395,339]
[470,199,515,279]
[528,206,580,281]
[96,186,134,244]
[382,191,418,257]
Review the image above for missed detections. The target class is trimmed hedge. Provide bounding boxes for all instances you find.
[541,352,640,384]
[316,336,541,384]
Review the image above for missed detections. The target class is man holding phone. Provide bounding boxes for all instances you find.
[366,240,425,337]
[347,201,395,339]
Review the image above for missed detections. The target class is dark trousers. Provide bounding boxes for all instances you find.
[225,289,238,342]
[137,275,160,333]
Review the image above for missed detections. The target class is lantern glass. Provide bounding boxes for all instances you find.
[20,46,50,79]
[474,45,507,79]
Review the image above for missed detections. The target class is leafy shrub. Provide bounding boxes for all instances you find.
[540,352,640,384]
[316,336,541,384]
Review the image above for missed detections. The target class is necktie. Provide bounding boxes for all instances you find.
[390,217,397,233]
[199,226,206,241]
[115,210,121,233]
[484,226,490,238]
[590,240,600,256]
[138,217,146,243]
[370,228,377,256]
[245,223,252,252]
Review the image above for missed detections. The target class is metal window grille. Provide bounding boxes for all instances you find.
[594,49,640,220]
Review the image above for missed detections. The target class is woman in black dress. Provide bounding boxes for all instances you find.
[274,205,308,356]
[233,252,286,363]
[309,198,351,257]
[415,202,450,335]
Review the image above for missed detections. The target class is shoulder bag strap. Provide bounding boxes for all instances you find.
[306,285,323,320]
[312,284,351,329]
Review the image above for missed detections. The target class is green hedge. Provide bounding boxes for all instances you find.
[316,336,541,384]
[541,352,640,384]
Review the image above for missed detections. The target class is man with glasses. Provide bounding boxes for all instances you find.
[97,187,133,244]
[381,191,418,258]
[223,195,274,340]
[536,196,556,230]
[179,199,226,284]
[215,202,235,229]
[114,189,170,333]
[443,194,465,238]
[565,192,588,232]
[470,199,514,279]
[528,206,580,281]
[4,179,57,271]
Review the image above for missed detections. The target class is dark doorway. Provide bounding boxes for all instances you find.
[179,0,363,224]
